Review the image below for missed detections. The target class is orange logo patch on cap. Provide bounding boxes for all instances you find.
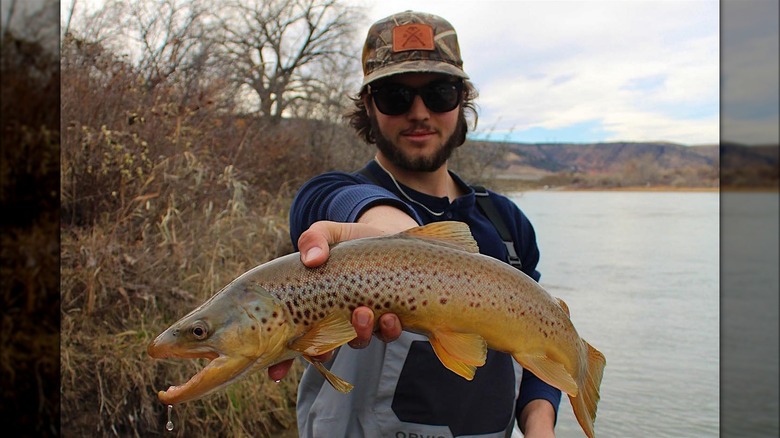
[392,23,435,52]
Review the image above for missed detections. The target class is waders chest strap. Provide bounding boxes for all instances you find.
[356,167,523,270]
[472,185,523,270]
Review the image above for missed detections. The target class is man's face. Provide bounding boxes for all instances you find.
[367,73,464,172]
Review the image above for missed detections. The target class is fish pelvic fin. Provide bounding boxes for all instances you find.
[428,330,487,380]
[569,341,606,438]
[288,312,357,356]
[400,221,480,253]
[303,356,354,393]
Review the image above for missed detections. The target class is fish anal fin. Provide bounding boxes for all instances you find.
[514,352,579,397]
[303,356,354,393]
[429,330,487,380]
[401,222,479,253]
[288,312,356,356]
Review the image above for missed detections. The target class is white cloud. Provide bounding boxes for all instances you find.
[58,0,726,144]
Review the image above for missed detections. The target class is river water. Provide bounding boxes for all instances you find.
[510,191,723,437]
[720,192,779,437]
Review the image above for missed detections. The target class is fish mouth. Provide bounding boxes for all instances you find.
[154,353,255,405]
[148,339,254,405]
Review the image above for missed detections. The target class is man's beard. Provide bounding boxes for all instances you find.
[370,112,464,173]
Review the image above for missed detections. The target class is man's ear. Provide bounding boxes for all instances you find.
[363,94,373,117]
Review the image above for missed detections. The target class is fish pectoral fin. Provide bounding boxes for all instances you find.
[429,330,487,381]
[303,355,354,393]
[514,353,579,396]
[288,313,357,356]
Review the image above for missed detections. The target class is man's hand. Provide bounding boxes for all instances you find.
[268,212,415,381]
[267,305,401,382]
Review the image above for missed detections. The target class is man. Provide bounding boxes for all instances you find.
[269,11,561,438]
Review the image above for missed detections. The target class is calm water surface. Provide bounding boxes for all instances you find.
[510,191,720,438]
[720,192,779,437]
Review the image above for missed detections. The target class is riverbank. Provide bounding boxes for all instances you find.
[520,185,779,193]
[491,178,722,193]
[546,185,720,192]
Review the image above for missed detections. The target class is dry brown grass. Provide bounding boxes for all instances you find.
[1,30,61,436]
[58,149,301,436]
[0,218,60,436]
[57,34,374,436]
[18,27,721,436]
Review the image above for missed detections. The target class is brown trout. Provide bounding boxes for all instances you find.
[148,221,605,437]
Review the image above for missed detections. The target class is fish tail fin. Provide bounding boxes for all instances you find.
[570,341,606,438]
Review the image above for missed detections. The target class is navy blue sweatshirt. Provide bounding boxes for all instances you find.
[289,160,561,436]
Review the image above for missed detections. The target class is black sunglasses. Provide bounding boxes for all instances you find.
[367,80,464,116]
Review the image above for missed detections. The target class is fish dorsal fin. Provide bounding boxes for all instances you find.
[428,330,487,380]
[400,221,479,253]
[514,352,579,396]
[288,313,357,356]
[557,298,571,317]
[303,356,354,393]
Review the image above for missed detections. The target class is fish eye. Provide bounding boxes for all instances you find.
[191,321,208,340]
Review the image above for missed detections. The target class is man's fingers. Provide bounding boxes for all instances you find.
[300,243,327,267]
[268,359,294,381]
[297,227,330,267]
[346,307,402,348]
[348,307,375,348]
[297,221,385,268]
[376,313,402,343]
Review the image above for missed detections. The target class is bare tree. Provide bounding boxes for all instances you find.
[123,0,212,90]
[3,0,59,50]
[215,0,362,122]
[287,46,360,121]
[65,0,223,108]
[2,0,18,40]
[60,0,124,47]
[62,0,76,37]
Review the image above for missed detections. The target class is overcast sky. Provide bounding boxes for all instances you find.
[354,0,722,145]
[720,0,779,145]
[13,0,778,146]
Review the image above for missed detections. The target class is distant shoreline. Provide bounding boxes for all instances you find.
[498,183,779,193]
[494,181,722,193]
[551,185,720,192]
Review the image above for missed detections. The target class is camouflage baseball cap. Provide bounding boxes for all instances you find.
[361,11,469,87]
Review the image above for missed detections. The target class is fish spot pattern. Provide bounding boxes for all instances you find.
[248,237,573,350]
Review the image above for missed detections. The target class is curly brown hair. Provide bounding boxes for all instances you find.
[346,80,479,146]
